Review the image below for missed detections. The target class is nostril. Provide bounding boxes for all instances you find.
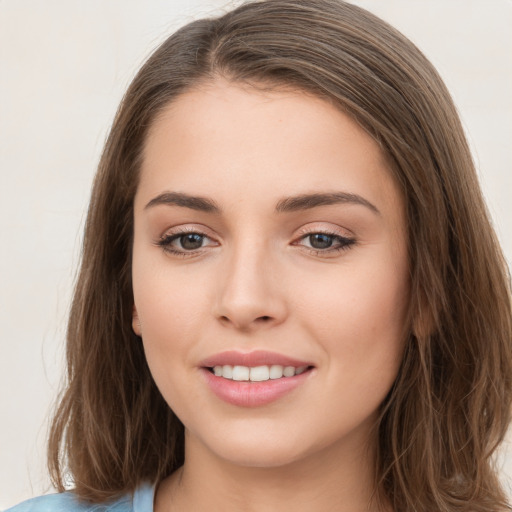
[217,314,274,329]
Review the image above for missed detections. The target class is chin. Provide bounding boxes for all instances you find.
[218,443,308,469]
[189,424,312,468]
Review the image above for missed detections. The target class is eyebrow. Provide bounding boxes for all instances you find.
[145,192,221,212]
[275,192,380,215]
[144,191,380,215]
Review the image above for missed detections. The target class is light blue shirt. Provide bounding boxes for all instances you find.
[5,482,155,512]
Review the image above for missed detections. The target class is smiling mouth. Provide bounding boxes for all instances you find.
[207,364,314,382]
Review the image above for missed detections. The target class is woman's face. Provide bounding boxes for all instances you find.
[132,80,409,468]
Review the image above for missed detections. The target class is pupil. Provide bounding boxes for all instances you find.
[310,233,333,249]
[181,233,203,250]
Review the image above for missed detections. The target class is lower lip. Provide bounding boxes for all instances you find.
[201,368,313,407]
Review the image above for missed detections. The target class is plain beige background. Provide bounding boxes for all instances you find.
[1,0,511,508]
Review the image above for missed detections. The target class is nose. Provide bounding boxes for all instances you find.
[212,244,288,332]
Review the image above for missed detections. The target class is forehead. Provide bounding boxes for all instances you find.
[137,79,403,222]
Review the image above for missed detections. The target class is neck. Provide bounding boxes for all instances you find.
[155,430,390,512]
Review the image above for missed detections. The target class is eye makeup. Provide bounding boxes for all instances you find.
[155,226,356,259]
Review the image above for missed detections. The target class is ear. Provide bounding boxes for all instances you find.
[412,313,432,339]
[412,291,436,339]
[132,305,142,336]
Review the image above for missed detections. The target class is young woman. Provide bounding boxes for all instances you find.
[7,1,512,511]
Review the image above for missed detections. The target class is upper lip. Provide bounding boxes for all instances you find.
[200,350,313,368]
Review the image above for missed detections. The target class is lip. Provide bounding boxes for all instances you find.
[199,350,315,407]
[199,349,312,368]
[201,368,313,407]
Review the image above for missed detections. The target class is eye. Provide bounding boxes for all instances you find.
[156,228,217,257]
[174,233,205,250]
[295,230,355,256]
[306,233,337,250]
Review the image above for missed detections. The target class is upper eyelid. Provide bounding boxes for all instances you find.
[159,224,354,241]
[160,224,216,239]
[295,224,353,237]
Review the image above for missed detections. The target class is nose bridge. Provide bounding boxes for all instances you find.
[214,234,287,330]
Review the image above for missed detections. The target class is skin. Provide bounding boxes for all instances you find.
[131,79,408,512]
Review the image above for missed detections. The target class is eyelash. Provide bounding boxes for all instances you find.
[294,229,356,256]
[156,227,356,259]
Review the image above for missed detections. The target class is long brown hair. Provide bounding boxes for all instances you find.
[48,1,512,510]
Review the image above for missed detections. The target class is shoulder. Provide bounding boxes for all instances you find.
[5,483,155,512]
[4,493,132,512]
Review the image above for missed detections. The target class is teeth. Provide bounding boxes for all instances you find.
[222,365,233,379]
[232,365,250,381]
[211,364,309,381]
[250,365,270,381]
[269,364,283,379]
[283,366,295,377]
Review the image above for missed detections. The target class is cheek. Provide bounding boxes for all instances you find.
[131,251,212,388]
[133,255,208,333]
[295,254,409,376]
[134,269,208,413]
